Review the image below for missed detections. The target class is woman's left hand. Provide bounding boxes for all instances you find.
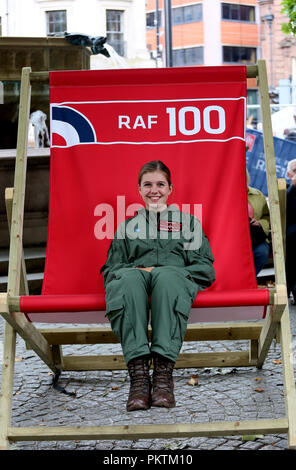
[137,267,155,272]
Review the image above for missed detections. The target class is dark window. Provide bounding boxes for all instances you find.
[247,89,259,125]
[223,46,257,64]
[172,4,202,25]
[46,10,67,36]
[173,47,203,66]
[146,10,162,28]
[222,3,255,22]
[106,10,124,56]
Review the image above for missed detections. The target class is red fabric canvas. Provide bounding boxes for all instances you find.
[21,65,268,322]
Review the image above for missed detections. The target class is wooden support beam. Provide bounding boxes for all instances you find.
[51,345,64,370]
[28,65,258,84]
[256,59,288,369]
[0,323,16,450]
[257,60,286,288]
[35,322,263,345]
[246,65,258,78]
[257,59,296,447]
[249,339,258,365]
[28,65,258,85]
[5,187,28,296]
[0,294,57,373]
[257,285,286,368]
[7,67,31,298]
[39,323,263,344]
[7,418,288,442]
[279,306,296,448]
[60,350,253,371]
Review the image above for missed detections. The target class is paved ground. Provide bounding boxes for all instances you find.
[1,301,296,451]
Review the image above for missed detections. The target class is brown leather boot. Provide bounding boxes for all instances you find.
[151,353,176,408]
[126,356,151,412]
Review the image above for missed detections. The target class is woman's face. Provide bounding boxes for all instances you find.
[138,170,172,211]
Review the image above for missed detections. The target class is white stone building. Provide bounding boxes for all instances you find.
[0,0,152,68]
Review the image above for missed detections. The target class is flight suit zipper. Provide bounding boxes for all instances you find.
[156,212,160,266]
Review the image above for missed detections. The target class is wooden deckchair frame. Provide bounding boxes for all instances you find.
[1,60,296,449]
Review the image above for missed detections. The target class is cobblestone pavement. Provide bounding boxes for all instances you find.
[1,302,296,451]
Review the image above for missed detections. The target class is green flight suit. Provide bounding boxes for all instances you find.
[101,205,215,365]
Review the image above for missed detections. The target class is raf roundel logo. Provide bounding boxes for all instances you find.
[51,105,96,147]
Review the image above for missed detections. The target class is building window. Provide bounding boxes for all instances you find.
[223,46,257,64]
[222,3,255,22]
[46,10,67,36]
[146,10,162,28]
[172,4,202,25]
[247,89,259,125]
[106,10,124,56]
[173,47,203,66]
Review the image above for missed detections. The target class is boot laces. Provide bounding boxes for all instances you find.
[153,357,174,392]
[128,358,151,395]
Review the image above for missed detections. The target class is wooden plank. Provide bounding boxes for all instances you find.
[0,148,50,159]
[256,59,288,367]
[30,71,49,82]
[257,60,286,288]
[279,306,296,448]
[51,345,64,370]
[249,339,258,365]
[5,187,29,296]
[246,65,258,78]
[7,67,31,297]
[28,65,257,84]
[257,60,296,447]
[61,350,252,371]
[7,418,288,442]
[36,322,263,346]
[0,323,16,450]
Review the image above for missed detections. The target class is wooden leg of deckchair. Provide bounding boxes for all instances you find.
[0,323,16,450]
[0,294,57,374]
[0,187,31,449]
[256,289,296,448]
[257,285,286,368]
[279,306,296,449]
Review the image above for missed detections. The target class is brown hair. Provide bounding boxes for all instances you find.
[138,160,172,186]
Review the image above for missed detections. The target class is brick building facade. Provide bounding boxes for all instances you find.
[259,0,296,103]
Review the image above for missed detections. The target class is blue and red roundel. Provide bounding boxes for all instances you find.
[51,105,96,147]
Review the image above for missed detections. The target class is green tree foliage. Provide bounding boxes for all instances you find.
[281,0,296,35]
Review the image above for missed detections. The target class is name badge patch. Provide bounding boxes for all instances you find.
[158,221,182,232]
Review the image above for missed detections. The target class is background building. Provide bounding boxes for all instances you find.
[0,0,151,68]
[259,0,296,107]
[146,1,259,67]
[146,0,260,121]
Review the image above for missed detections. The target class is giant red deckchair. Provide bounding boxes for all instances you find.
[1,60,296,449]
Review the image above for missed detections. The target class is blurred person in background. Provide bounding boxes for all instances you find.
[246,170,271,276]
[286,159,296,304]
